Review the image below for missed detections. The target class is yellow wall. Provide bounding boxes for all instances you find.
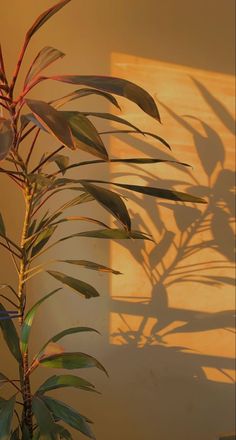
[0,1,235,439]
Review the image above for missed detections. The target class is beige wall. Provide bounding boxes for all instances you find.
[0,1,235,439]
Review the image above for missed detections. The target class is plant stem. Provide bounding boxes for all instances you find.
[18,184,33,437]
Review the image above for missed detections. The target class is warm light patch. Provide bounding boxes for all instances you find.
[109,53,235,384]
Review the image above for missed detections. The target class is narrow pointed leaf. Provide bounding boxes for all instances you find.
[62,111,108,160]
[62,259,121,274]
[81,181,131,230]
[32,396,57,437]
[42,396,95,438]
[21,289,61,354]
[0,304,21,362]
[39,352,107,376]
[0,118,14,161]
[0,213,6,235]
[31,226,57,257]
[47,271,100,298]
[24,46,65,88]
[37,374,97,394]
[25,100,75,149]
[52,87,121,110]
[48,154,69,174]
[100,129,171,149]
[0,396,16,440]
[83,180,207,204]
[82,111,143,132]
[35,326,99,360]
[66,228,153,241]
[50,75,161,121]
[26,0,71,40]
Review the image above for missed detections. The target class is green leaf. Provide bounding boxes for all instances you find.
[0,304,21,362]
[83,180,207,204]
[47,271,100,298]
[24,46,65,88]
[0,118,14,161]
[62,111,108,160]
[50,75,161,121]
[42,396,95,438]
[54,426,72,440]
[39,352,107,377]
[37,374,97,394]
[21,288,61,355]
[48,154,69,175]
[25,100,75,150]
[70,228,153,240]
[62,259,121,274]
[35,326,99,360]
[52,87,121,110]
[0,396,16,440]
[93,157,189,166]
[99,129,171,150]
[80,181,131,230]
[31,226,57,257]
[26,0,71,41]
[0,213,6,235]
[32,395,57,438]
[82,111,143,132]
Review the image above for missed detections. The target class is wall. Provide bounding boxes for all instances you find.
[0,1,235,439]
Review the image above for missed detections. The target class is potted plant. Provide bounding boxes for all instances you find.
[0,1,206,438]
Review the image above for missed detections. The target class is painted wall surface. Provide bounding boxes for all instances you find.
[0,1,235,440]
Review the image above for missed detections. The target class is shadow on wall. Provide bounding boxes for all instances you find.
[108,72,235,439]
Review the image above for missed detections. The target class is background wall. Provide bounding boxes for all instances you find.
[0,1,235,439]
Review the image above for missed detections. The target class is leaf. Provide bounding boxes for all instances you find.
[32,395,57,437]
[21,288,61,355]
[50,75,161,121]
[26,0,71,41]
[42,396,95,438]
[62,111,108,160]
[24,46,65,88]
[48,154,69,175]
[53,425,72,440]
[35,326,99,360]
[0,118,14,161]
[0,304,21,362]
[82,111,143,132]
[83,180,207,204]
[62,259,121,274]
[47,271,100,298]
[81,181,131,230]
[39,351,108,376]
[52,87,121,110]
[0,396,16,440]
[0,213,6,235]
[25,100,75,150]
[31,226,57,257]
[100,129,171,149]
[37,374,97,394]
[69,228,153,240]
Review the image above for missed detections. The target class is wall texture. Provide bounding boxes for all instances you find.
[0,1,235,439]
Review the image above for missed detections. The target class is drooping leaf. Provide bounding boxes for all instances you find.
[82,111,143,132]
[35,326,99,360]
[86,157,190,167]
[52,87,121,110]
[0,213,6,235]
[25,100,75,150]
[26,0,71,41]
[47,271,100,298]
[42,396,95,439]
[0,118,14,161]
[82,180,207,204]
[0,304,21,362]
[24,46,65,88]
[31,226,57,257]
[32,395,57,438]
[50,75,161,121]
[21,289,61,354]
[80,181,131,230]
[62,259,121,274]
[48,154,69,175]
[64,228,153,241]
[99,129,171,149]
[62,111,108,160]
[39,352,108,377]
[0,395,16,440]
[37,374,97,394]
